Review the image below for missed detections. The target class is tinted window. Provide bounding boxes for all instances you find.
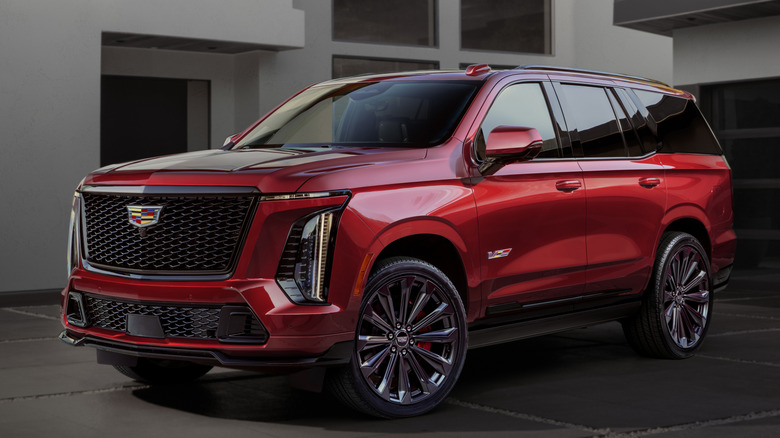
[477,83,559,160]
[333,56,439,79]
[616,88,658,154]
[634,90,723,155]
[560,85,626,158]
[461,0,551,54]
[234,81,479,148]
[333,0,436,47]
[608,90,643,157]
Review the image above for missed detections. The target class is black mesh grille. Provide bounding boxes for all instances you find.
[82,193,255,273]
[84,294,221,339]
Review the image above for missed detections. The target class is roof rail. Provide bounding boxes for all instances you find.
[515,64,669,87]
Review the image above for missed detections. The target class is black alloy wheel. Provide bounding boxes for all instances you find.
[328,257,467,418]
[623,232,713,359]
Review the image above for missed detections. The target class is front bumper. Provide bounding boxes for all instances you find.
[60,270,356,370]
[59,330,353,370]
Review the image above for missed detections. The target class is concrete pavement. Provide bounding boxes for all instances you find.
[1,270,778,437]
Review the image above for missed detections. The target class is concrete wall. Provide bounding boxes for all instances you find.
[0,0,671,293]
[0,0,303,293]
[674,15,780,86]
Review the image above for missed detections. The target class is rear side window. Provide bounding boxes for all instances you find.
[616,88,658,154]
[633,90,723,155]
[559,84,626,158]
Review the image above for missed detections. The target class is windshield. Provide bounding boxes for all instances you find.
[233,81,480,149]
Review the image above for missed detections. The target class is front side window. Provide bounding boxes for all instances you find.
[233,81,480,149]
[476,82,559,160]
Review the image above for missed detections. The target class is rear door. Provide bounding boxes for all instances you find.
[472,81,587,317]
[554,82,667,304]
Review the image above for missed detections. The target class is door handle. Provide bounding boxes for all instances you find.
[556,180,582,192]
[639,177,661,188]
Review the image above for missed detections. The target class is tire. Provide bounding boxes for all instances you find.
[327,257,468,418]
[114,358,213,384]
[623,232,713,359]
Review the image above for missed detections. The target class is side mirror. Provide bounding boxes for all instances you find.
[479,126,543,175]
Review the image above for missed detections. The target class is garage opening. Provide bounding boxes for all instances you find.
[100,76,210,166]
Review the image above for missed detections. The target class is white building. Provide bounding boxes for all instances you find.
[0,0,672,294]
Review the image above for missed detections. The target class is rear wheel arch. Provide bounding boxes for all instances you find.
[664,217,712,260]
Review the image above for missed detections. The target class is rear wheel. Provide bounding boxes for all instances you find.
[114,358,213,384]
[328,257,467,418]
[623,232,713,359]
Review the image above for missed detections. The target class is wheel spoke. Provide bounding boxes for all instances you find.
[412,344,452,375]
[363,306,393,334]
[681,270,706,294]
[357,334,391,351]
[682,302,707,328]
[406,282,433,326]
[682,259,699,286]
[360,344,391,378]
[669,306,680,345]
[685,290,710,304]
[406,350,432,394]
[411,302,452,333]
[376,351,398,399]
[397,354,411,404]
[376,287,397,328]
[414,327,458,344]
[397,276,415,326]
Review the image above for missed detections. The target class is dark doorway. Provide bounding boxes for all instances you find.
[101,76,209,166]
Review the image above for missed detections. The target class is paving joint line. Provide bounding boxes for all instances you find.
[709,328,780,337]
[2,307,60,321]
[446,398,612,434]
[717,312,780,321]
[0,384,150,404]
[0,336,57,344]
[698,354,780,368]
[594,409,780,437]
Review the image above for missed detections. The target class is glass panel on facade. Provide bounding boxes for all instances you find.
[333,0,436,47]
[333,56,438,79]
[705,79,780,269]
[715,81,780,130]
[461,0,551,54]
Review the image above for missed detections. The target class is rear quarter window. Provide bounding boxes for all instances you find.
[633,90,723,155]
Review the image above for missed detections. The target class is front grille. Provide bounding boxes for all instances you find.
[82,193,255,274]
[85,294,221,339]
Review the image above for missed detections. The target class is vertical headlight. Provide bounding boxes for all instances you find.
[277,209,339,304]
[66,191,80,277]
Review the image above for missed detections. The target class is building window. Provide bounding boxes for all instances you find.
[461,0,551,54]
[703,78,780,268]
[333,0,436,47]
[333,56,439,79]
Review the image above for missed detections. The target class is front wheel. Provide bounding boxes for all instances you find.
[623,232,713,359]
[328,257,468,418]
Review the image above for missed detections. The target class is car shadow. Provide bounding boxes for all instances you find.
[132,325,634,432]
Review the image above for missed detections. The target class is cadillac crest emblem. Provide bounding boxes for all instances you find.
[127,205,164,228]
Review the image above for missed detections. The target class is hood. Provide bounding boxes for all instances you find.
[84,146,426,193]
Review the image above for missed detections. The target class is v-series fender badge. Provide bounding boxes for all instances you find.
[488,248,512,259]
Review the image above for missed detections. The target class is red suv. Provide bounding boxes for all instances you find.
[61,65,736,418]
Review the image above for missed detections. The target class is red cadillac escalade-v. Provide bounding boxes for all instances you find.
[61,65,736,418]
